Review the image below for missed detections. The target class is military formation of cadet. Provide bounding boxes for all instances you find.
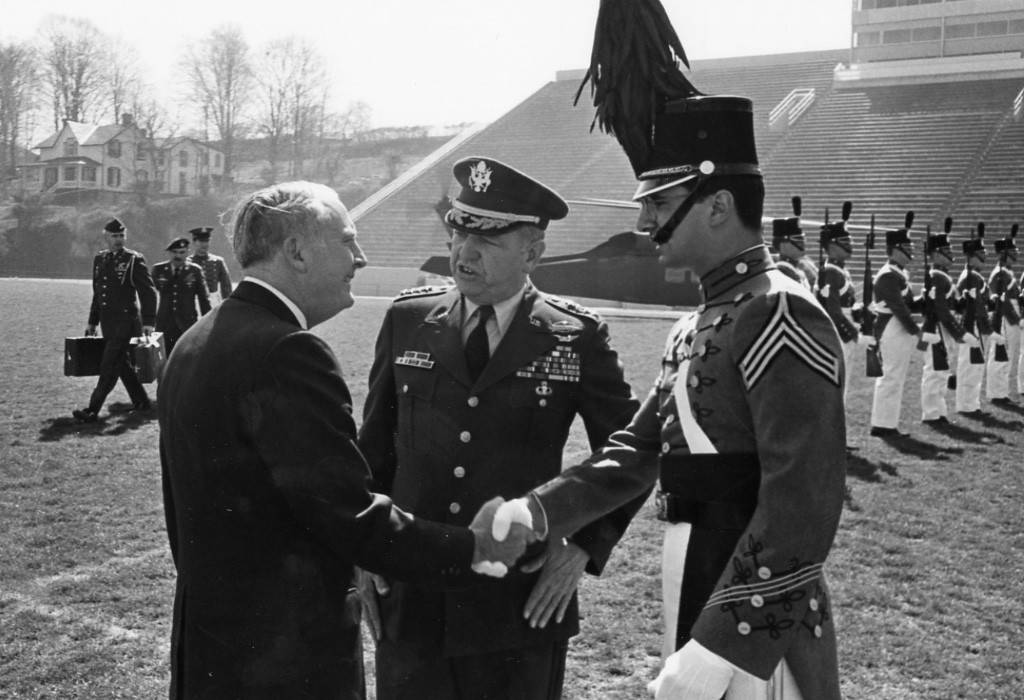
[768,204,1022,439]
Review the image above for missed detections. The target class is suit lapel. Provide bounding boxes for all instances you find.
[421,290,473,388]
[474,287,557,393]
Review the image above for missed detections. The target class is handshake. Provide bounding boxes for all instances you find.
[469,496,546,577]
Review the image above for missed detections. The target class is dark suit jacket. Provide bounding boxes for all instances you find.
[358,284,642,658]
[158,281,474,699]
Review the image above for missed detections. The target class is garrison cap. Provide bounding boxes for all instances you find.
[994,224,1018,253]
[962,222,986,256]
[445,157,568,236]
[104,218,126,233]
[190,226,213,241]
[166,237,190,252]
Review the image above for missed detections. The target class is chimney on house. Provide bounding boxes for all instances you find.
[121,113,134,127]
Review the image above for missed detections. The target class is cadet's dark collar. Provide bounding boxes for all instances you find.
[699,245,774,302]
[827,257,846,267]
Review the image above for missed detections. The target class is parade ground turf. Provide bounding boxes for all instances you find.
[1,277,1022,698]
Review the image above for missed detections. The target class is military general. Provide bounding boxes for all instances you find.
[73,217,157,422]
[153,237,211,354]
[358,157,641,700]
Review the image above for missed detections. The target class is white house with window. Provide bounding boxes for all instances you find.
[18,115,224,197]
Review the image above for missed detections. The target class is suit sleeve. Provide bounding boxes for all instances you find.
[691,293,845,679]
[816,266,857,342]
[159,432,179,568]
[569,319,648,575]
[218,259,233,295]
[357,305,399,494]
[875,271,919,334]
[133,255,158,326]
[251,331,473,584]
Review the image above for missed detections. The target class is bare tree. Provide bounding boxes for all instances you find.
[39,16,107,128]
[104,42,143,124]
[0,41,39,178]
[182,24,252,179]
[334,100,372,141]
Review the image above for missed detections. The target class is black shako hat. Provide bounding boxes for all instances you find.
[925,217,954,254]
[190,226,213,241]
[820,201,854,244]
[444,157,568,236]
[962,222,986,256]
[166,237,190,252]
[994,224,1019,254]
[772,196,804,245]
[104,218,125,233]
[885,211,915,249]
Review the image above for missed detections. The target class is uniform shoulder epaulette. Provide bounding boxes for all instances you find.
[542,294,601,323]
[394,284,451,301]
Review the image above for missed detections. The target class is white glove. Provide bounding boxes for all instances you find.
[962,333,980,347]
[818,283,831,298]
[857,334,877,347]
[928,286,937,300]
[921,332,940,345]
[990,332,1006,345]
[966,287,977,299]
[492,497,533,541]
[648,640,736,700]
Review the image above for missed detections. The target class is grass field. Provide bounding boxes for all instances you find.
[1,277,1022,699]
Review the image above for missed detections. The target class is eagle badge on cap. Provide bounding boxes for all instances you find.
[468,160,493,193]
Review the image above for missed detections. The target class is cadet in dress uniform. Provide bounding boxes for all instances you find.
[770,197,817,290]
[956,225,993,415]
[920,220,974,425]
[985,224,1020,404]
[477,12,845,694]
[187,226,233,301]
[72,218,157,422]
[816,201,873,408]
[868,214,920,437]
[358,157,640,700]
[153,237,211,354]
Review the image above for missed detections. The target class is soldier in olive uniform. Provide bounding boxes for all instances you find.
[480,91,847,697]
[816,201,874,408]
[868,215,921,437]
[358,157,640,700]
[188,226,233,301]
[985,224,1020,404]
[956,225,994,415]
[771,198,817,290]
[920,221,975,425]
[153,237,211,354]
[72,218,157,422]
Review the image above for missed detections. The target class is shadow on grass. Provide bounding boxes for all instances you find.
[956,411,1024,431]
[38,402,156,442]
[871,433,963,460]
[987,400,1024,417]
[923,420,1005,445]
[846,453,900,484]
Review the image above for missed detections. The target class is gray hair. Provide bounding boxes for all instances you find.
[231,181,343,268]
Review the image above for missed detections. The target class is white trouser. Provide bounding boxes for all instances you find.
[921,334,956,421]
[956,341,987,412]
[870,322,917,429]
[841,340,856,409]
[986,323,1022,399]
[662,524,803,700]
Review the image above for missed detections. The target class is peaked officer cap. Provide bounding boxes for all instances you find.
[166,237,190,252]
[104,218,126,233]
[445,157,568,236]
[190,226,214,241]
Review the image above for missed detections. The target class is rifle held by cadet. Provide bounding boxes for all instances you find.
[917,224,949,370]
[861,214,883,377]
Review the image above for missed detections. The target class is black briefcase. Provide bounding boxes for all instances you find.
[130,333,166,384]
[64,336,106,377]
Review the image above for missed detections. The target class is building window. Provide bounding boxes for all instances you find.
[108,140,122,158]
[44,168,58,188]
[63,140,77,156]
[136,169,149,182]
[912,26,941,41]
[882,28,912,44]
[946,23,975,39]
[107,167,122,187]
[201,150,210,166]
[976,20,1008,37]
[82,166,97,182]
[876,0,899,8]
[1010,19,1024,34]
[136,147,146,161]
[63,167,77,181]
[856,31,881,46]
[179,150,189,167]
[179,172,187,194]
[214,153,221,168]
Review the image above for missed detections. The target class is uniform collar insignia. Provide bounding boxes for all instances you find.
[700,246,774,302]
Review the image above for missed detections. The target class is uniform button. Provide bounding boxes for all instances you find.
[449,502,461,515]
[460,431,471,443]
[698,344,707,357]
[696,304,706,313]
[538,399,548,407]
[737,622,751,636]
[735,262,749,274]
[814,625,823,638]
[809,598,819,612]
[467,396,479,407]
[750,594,764,608]
[401,384,409,393]
[758,566,772,580]
[453,466,466,478]
[688,375,699,388]
[663,414,674,425]
[662,442,671,454]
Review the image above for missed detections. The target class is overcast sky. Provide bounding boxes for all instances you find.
[4,0,853,129]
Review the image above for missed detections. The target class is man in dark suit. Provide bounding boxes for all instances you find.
[73,217,157,422]
[158,181,534,700]
[153,237,211,354]
[358,157,641,700]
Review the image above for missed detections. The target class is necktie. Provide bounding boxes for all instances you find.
[465,305,494,381]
